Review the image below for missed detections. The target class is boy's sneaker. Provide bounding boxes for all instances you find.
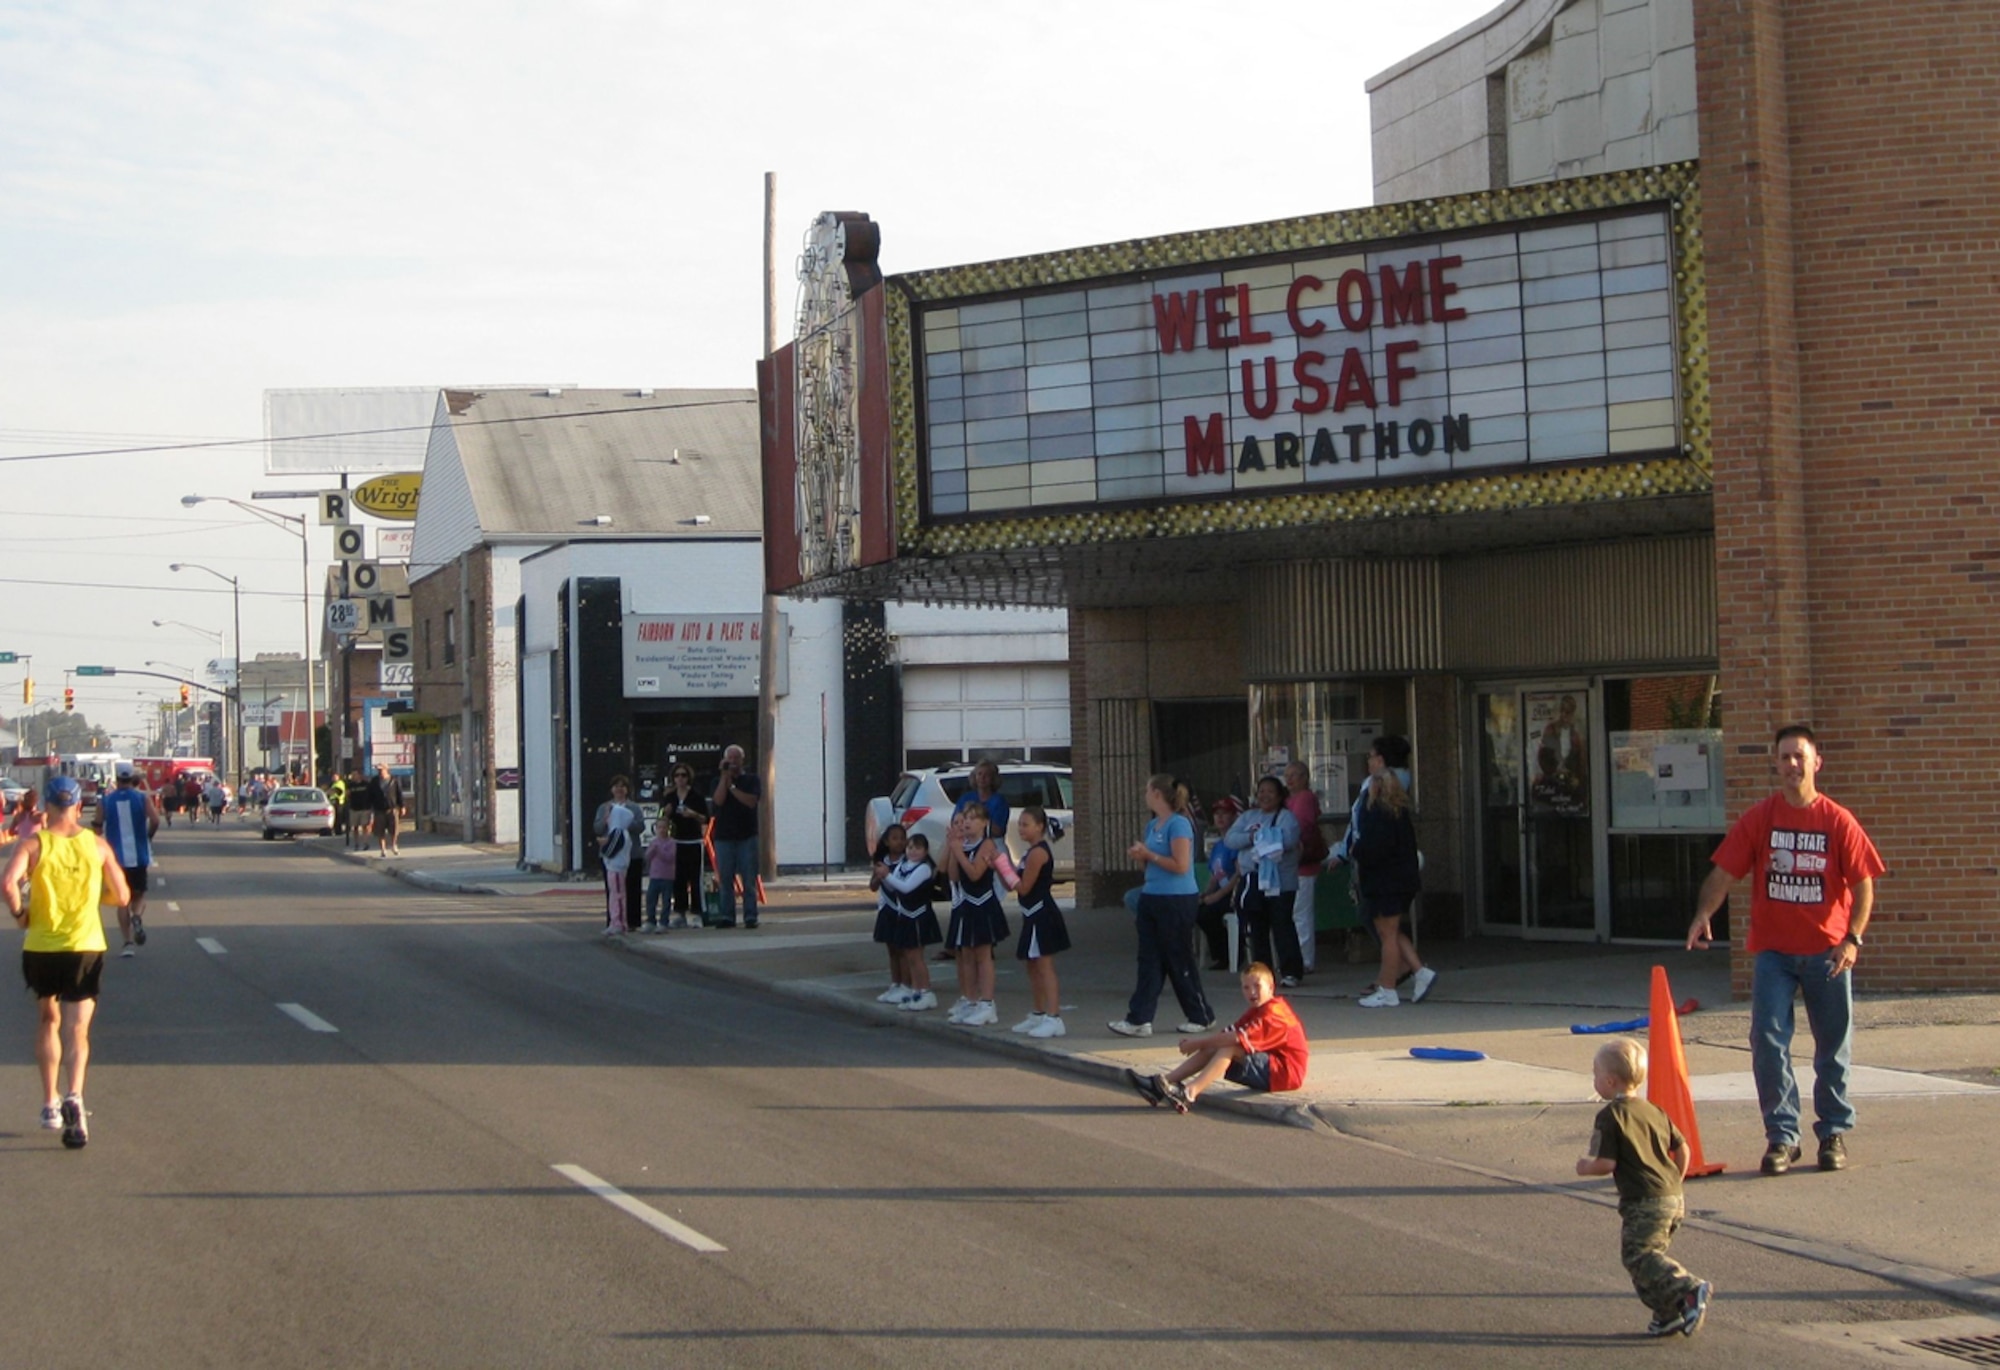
[40,1103,62,1131]
[1028,1016,1066,1039]
[1678,1281,1711,1336]
[877,985,909,1003]
[1411,967,1438,1003]
[1359,988,1400,1008]
[898,989,938,1011]
[1645,1308,1688,1337]
[1107,1019,1153,1038]
[946,998,975,1023]
[132,913,146,946]
[1011,1013,1045,1034]
[1279,975,1301,989]
[1125,1068,1168,1107]
[60,1095,87,1150]
[961,1001,998,1027]
[1163,1081,1193,1115]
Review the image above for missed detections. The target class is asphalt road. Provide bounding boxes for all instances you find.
[0,825,1963,1367]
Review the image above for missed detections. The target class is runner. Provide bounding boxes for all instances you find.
[202,775,226,826]
[4,776,129,1149]
[94,763,159,959]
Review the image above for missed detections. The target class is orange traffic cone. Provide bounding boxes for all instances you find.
[1647,965,1726,1177]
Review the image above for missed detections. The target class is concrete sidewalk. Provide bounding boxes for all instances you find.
[319,831,2000,1310]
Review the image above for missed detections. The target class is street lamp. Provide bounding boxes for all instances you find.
[181,494,318,782]
[171,562,244,799]
[152,619,224,647]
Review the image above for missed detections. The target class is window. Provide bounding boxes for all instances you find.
[467,600,478,660]
[423,619,433,670]
[444,609,457,666]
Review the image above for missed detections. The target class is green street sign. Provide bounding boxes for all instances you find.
[0,652,15,663]
[74,665,113,677]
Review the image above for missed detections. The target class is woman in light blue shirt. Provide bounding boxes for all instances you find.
[1109,774,1214,1037]
[1224,775,1305,986]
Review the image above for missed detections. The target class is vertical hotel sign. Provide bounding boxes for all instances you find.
[903,172,1697,525]
[792,211,884,582]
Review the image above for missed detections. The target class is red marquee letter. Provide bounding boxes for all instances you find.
[1292,352,1330,414]
[1240,357,1279,419]
[1203,286,1236,350]
[1385,340,1420,405]
[1331,348,1378,410]
[1428,254,1467,322]
[1235,282,1273,345]
[1152,291,1200,354]
[1286,275,1326,337]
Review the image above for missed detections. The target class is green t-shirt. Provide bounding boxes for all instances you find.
[1589,1095,1685,1202]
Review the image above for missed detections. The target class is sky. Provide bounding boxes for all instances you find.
[0,0,1500,747]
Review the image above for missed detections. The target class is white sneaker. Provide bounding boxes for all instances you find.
[1176,1020,1216,1034]
[1107,1019,1153,1037]
[40,1103,62,1131]
[1359,987,1400,1008]
[120,944,136,959]
[1028,1016,1067,1038]
[1011,1013,1044,1034]
[898,989,937,1011]
[877,985,908,1003]
[1411,967,1438,1003]
[946,997,975,1023]
[961,1001,998,1027]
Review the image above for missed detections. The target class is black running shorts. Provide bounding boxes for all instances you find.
[122,865,149,896]
[22,951,106,1002]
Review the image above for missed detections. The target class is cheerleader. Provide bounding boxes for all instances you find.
[869,824,909,1003]
[944,800,1009,1026]
[882,834,942,1010]
[1010,806,1070,1038]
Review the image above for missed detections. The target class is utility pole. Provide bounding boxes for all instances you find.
[757,169,780,880]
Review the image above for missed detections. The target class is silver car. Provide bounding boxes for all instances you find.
[865,764,1074,877]
[261,787,335,839]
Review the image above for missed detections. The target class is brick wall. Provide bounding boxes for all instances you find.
[1699,0,2000,988]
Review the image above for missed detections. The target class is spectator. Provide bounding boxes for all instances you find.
[870,823,910,1001]
[365,764,405,857]
[592,775,642,935]
[661,763,707,928]
[1352,759,1432,1007]
[943,803,1008,1026]
[1223,776,1305,987]
[1283,761,1325,975]
[1109,775,1214,1038]
[1196,796,1244,970]
[640,814,677,934]
[710,745,761,929]
[1127,962,1308,1113]
[1332,735,1419,997]
[1010,806,1069,1038]
[964,759,1009,849]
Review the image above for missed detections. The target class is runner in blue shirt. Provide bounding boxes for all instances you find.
[94,764,160,959]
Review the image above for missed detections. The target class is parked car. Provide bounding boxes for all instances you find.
[865,763,1075,878]
[262,786,335,839]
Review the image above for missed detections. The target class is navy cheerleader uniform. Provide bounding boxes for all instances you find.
[946,839,1011,948]
[1014,838,1071,960]
[885,858,943,948]
[871,871,897,946]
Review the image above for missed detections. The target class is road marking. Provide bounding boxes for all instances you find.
[195,937,227,955]
[276,1002,339,1033]
[551,1164,727,1253]
[166,902,181,912]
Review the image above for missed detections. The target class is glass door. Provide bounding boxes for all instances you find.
[1476,683,1598,936]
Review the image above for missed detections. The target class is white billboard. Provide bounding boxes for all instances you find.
[263,387,436,475]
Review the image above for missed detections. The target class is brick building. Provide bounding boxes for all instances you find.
[760,3,2000,990]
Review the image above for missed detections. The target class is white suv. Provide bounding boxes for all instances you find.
[865,763,1075,877]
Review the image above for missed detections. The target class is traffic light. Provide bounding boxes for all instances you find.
[180,683,191,707]
[21,678,30,706]
[63,687,74,712]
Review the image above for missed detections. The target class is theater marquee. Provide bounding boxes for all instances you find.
[886,163,1706,558]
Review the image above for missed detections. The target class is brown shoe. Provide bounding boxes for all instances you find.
[1761,1142,1802,1175]
[1817,1135,1847,1171]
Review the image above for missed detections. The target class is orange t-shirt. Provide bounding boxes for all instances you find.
[1711,793,1885,955]
[1232,996,1309,1092]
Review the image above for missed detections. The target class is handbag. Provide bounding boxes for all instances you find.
[1298,817,1330,868]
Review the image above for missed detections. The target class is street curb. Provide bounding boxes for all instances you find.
[303,840,513,896]
[1309,1103,2000,1314]
[610,933,1328,1133]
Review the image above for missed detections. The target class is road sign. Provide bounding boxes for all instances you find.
[326,600,361,634]
[391,712,442,736]
[0,651,16,664]
[74,665,113,677]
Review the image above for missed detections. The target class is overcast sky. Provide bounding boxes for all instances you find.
[0,0,1497,745]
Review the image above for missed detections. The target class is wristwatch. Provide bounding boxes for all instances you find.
[1842,931,1864,948]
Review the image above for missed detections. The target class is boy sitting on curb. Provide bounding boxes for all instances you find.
[1127,962,1307,1113]
[1576,1037,1713,1337]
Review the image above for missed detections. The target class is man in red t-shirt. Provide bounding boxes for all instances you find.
[1687,725,1884,1176]
[1124,962,1309,1113]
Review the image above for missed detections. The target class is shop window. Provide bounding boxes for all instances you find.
[1248,680,1412,816]
[1605,675,1728,943]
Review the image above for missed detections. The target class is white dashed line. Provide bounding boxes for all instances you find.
[195,937,227,955]
[276,1002,339,1033]
[166,902,181,912]
[551,1164,727,1253]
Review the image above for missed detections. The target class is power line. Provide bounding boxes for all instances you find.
[0,575,304,599]
[0,396,750,466]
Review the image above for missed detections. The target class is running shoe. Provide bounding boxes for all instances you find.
[1125,1068,1168,1107]
[1011,1013,1045,1034]
[877,985,909,1003]
[961,1001,998,1027]
[1028,1016,1067,1038]
[1411,967,1438,1003]
[946,997,975,1023]
[1359,988,1400,1008]
[40,1103,61,1131]
[1107,1019,1153,1037]
[120,944,136,959]
[60,1095,86,1150]
[1164,1081,1193,1115]
[132,913,146,946]
[898,989,938,1011]
[1679,1281,1712,1337]
[1176,1020,1216,1034]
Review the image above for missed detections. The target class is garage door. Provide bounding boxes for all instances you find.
[902,665,1070,769]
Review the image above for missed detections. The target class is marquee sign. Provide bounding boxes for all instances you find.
[917,206,1678,518]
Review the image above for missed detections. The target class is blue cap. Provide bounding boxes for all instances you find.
[44,776,81,807]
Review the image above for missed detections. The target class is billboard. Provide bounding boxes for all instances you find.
[263,387,436,475]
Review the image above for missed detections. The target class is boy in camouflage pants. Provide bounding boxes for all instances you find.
[1576,1038,1713,1336]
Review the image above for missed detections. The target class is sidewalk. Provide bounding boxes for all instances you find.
[320,831,2000,1310]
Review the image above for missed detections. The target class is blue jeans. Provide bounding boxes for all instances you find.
[715,837,759,925]
[1751,948,1855,1145]
[1126,893,1212,1027]
[645,878,671,926]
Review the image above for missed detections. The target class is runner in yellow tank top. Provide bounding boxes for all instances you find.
[4,776,129,1149]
